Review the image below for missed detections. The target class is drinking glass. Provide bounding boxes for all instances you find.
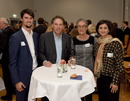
[57,63,63,78]
[70,58,76,69]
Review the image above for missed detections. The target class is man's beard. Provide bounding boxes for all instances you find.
[26,25,32,28]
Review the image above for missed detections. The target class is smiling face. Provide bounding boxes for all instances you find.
[52,18,64,35]
[21,13,34,29]
[77,21,87,35]
[98,23,110,37]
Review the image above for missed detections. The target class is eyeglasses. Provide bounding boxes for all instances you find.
[77,25,87,29]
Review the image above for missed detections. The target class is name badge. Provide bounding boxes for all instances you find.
[21,41,26,46]
[85,43,90,47]
[107,53,113,57]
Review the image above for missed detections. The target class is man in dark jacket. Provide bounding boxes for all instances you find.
[0,17,15,100]
[9,9,39,101]
[33,17,47,37]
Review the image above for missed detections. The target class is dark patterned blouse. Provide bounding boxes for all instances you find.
[94,41,124,85]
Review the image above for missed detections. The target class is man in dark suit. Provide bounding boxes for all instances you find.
[9,9,39,101]
[112,22,123,43]
[33,17,47,37]
[0,17,15,100]
[39,15,72,67]
[122,21,130,48]
[39,16,72,101]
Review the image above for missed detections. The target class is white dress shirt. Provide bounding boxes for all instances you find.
[22,27,37,70]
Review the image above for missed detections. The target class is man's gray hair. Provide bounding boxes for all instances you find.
[0,17,9,25]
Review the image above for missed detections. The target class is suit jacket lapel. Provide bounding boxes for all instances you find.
[33,33,38,57]
[50,32,56,55]
[62,33,66,58]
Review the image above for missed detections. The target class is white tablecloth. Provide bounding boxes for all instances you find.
[0,77,5,91]
[28,64,96,101]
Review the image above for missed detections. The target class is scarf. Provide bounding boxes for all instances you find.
[94,35,123,78]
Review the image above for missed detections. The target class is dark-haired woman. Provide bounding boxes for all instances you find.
[94,20,124,101]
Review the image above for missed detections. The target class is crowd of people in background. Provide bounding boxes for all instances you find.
[5,16,130,54]
[0,8,130,101]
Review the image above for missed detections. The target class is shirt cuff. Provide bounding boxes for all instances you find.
[43,60,47,65]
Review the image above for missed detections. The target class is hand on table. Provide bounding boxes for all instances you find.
[43,61,52,67]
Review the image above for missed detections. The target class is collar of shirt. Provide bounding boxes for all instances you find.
[22,27,33,38]
[53,32,62,39]
[53,32,62,63]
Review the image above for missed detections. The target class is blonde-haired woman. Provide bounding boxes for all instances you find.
[88,24,99,42]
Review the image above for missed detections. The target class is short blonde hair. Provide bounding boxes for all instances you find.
[88,24,96,33]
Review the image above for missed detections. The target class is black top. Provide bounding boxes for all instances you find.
[73,36,94,45]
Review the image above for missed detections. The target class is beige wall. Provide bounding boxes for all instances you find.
[0,0,129,26]
[129,0,130,22]
[34,0,123,26]
[0,0,34,19]
[127,0,130,23]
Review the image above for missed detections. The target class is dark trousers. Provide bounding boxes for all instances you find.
[41,97,49,101]
[81,93,92,101]
[97,75,120,101]
[16,85,29,101]
[1,62,15,96]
